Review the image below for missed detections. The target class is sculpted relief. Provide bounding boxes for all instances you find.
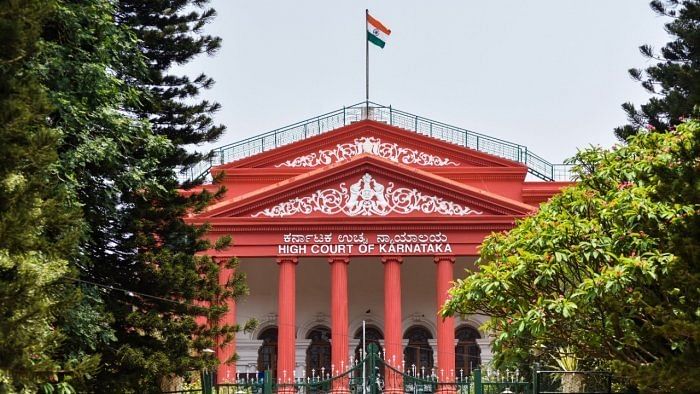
[251,173,482,218]
[274,136,459,167]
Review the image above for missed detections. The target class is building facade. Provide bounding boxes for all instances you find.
[184,105,570,386]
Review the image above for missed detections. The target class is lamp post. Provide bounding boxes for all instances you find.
[202,348,216,394]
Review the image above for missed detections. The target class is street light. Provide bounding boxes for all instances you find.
[202,348,216,394]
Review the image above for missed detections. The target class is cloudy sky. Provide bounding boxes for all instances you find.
[179,1,671,164]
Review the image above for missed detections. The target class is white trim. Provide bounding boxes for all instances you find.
[402,313,437,339]
[275,137,458,168]
[250,313,278,340]
[348,313,384,339]
[298,312,331,339]
[455,314,489,338]
[252,172,482,218]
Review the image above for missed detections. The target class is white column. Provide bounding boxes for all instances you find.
[236,338,264,372]
[428,339,438,369]
[296,339,312,378]
[349,339,360,363]
[476,338,493,365]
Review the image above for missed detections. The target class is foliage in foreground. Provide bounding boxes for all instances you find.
[443,120,700,392]
[0,0,96,390]
[1,0,247,392]
[34,0,244,392]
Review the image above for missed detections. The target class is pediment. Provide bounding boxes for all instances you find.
[196,155,535,219]
[217,120,523,170]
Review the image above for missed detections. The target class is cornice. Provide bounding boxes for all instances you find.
[219,166,528,184]
[204,223,516,232]
[189,216,522,232]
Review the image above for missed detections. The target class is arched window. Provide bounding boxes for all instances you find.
[306,326,331,378]
[257,327,278,374]
[403,326,434,374]
[455,326,481,374]
[354,325,384,362]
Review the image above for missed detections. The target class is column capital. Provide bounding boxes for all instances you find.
[381,256,403,264]
[276,256,299,265]
[327,256,350,264]
[433,256,456,264]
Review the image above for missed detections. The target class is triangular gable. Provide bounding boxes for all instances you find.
[215,120,524,171]
[196,154,535,219]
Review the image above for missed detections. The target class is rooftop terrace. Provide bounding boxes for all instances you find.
[178,101,574,183]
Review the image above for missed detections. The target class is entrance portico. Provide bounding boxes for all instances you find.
[184,117,569,386]
[232,256,486,383]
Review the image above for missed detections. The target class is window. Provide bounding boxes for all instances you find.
[403,326,434,375]
[455,326,481,374]
[257,327,278,374]
[306,326,331,378]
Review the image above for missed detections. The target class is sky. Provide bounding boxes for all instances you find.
[179,1,672,164]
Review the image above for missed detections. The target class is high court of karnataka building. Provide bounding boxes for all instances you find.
[183,103,572,385]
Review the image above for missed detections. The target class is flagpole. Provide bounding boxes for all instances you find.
[365,8,369,113]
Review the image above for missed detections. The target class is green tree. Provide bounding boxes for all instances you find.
[615,0,700,140]
[89,1,245,391]
[30,0,244,391]
[0,0,96,391]
[443,121,700,392]
[33,3,166,387]
[1,0,244,391]
[83,1,247,391]
[116,0,226,169]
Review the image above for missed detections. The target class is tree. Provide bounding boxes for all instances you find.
[116,0,226,169]
[31,0,244,391]
[442,121,700,392]
[24,0,179,391]
[89,0,247,390]
[0,0,96,390]
[1,0,244,390]
[87,1,245,391]
[615,0,700,140]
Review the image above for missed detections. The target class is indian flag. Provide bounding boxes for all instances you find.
[367,13,391,48]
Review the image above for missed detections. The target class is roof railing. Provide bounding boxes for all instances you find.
[177,101,574,183]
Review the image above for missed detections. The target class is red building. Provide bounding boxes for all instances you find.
[184,103,571,387]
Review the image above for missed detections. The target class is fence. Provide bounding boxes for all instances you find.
[177,102,575,184]
[164,364,615,394]
[163,344,622,394]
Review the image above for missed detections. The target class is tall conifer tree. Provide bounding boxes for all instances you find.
[68,0,242,391]
[615,0,700,139]
[23,0,241,391]
[116,0,226,167]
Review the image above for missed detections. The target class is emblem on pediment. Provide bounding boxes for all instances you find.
[251,173,482,218]
[274,137,459,167]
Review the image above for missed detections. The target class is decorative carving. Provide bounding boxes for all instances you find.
[409,312,426,322]
[252,173,482,218]
[275,137,459,167]
[313,312,328,323]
